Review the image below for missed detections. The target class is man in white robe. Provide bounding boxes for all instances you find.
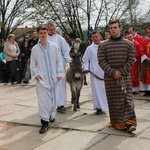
[30,25,64,134]
[82,31,108,114]
[47,21,71,113]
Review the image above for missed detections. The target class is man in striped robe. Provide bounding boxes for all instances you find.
[98,19,137,133]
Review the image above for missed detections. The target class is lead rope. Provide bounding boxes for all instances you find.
[117,77,127,93]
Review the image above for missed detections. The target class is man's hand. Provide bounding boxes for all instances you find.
[35,75,42,81]
[12,55,17,59]
[83,70,89,74]
[57,77,62,81]
[114,71,122,79]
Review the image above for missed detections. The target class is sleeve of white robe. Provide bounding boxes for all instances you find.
[30,48,39,80]
[82,47,90,71]
[60,36,72,63]
[56,49,65,78]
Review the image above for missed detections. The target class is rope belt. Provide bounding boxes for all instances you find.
[117,77,127,93]
[89,70,104,81]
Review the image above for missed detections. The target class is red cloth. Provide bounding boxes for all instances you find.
[134,34,144,44]
[140,38,150,84]
[141,38,150,56]
[131,40,141,87]
[134,40,141,62]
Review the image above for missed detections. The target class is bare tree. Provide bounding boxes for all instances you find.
[0,0,35,40]
[127,0,140,25]
[32,0,138,38]
[33,0,87,39]
[92,0,131,31]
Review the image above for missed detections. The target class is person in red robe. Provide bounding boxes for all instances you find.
[126,33,141,94]
[140,27,150,96]
[128,27,144,44]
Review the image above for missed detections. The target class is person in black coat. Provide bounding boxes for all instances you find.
[23,31,38,84]
[17,35,30,83]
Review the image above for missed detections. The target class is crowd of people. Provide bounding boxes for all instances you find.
[0,19,150,134]
[0,31,39,84]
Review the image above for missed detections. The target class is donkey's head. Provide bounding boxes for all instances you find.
[70,42,82,80]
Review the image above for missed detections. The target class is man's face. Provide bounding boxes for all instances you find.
[110,23,121,37]
[105,32,111,39]
[38,30,48,40]
[32,32,37,38]
[147,29,150,38]
[24,36,29,42]
[48,25,56,36]
[128,28,136,36]
[92,33,101,44]
[126,34,133,42]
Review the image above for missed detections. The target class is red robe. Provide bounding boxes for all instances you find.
[141,37,150,84]
[134,34,144,44]
[131,40,141,87]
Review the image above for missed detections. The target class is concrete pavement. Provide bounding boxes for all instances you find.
[0,76,150,150]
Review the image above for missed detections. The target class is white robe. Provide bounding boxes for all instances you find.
[82,43,108,110]
[30,41,64,122]
[48,34,71,106]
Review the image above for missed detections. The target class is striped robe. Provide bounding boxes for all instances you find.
[97,37,137,130]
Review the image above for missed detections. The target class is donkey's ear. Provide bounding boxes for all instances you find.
[69,50,75,58]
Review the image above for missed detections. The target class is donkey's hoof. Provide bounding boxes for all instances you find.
[73,108,77,111]
[84,82,88,86]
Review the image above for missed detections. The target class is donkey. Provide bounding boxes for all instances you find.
[66,40,87,111]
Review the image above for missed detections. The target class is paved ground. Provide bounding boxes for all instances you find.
[0,76,150,150]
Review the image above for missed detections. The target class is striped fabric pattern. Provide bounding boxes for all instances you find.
[98,38,137,129]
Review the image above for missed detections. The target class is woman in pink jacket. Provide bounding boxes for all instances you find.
[3,34,20,85]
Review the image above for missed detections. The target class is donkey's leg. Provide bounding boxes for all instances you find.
[77,90,81,109]
[76,82,82,109]
[71,89,74,104]
[83,75,88,86]
[73,91,77,111]
[71,83,77,111]
[72,90,77,111]
[70,91,78,111]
